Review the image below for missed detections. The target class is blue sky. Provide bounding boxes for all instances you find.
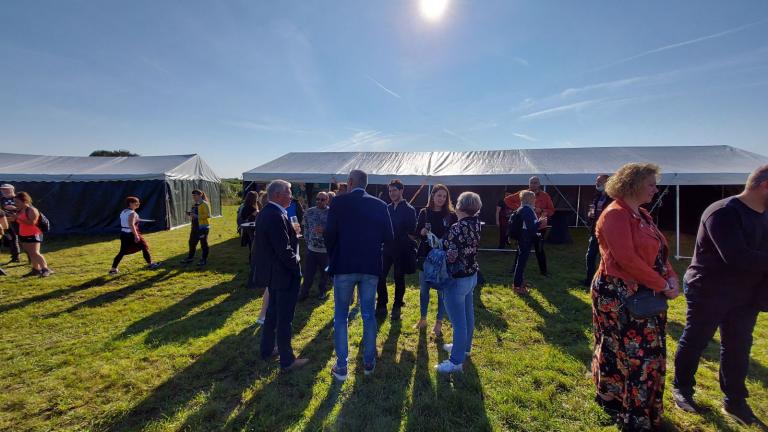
[1,1,767,178]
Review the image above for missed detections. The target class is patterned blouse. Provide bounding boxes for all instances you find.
[442,216,481,278]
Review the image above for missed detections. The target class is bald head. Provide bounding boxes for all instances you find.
[528,176,541,192]
[746,165,768,191]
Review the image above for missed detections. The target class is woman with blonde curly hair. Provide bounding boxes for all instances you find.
[591,163,680,430]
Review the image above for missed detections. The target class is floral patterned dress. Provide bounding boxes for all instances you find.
[442,216,481,277]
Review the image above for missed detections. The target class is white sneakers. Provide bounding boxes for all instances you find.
[435,359,463,374]
[442,343,471,357]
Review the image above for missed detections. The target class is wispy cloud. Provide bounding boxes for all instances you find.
[512,132,537,142]
[593,19,768,71]
[512,57,530,67]
[222,119,316,135]
[561,76,654,98]
[519,99,603,120]
[443,128,477,146]
[323,130,395,151]
[365,75,402,99]
[140,56,171,75]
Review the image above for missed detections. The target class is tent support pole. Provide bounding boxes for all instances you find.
[575,185,581,227]
[676,184,680,260]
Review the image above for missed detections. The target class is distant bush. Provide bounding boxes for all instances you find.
[89,150,139,157]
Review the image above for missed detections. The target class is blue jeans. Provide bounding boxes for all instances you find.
[333,273,378,370]
[585,233,600,284]
[442,273,477,365]
[419,271,445,320]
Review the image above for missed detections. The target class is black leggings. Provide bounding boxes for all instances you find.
[112,232,151,268]
[187,226,209,260]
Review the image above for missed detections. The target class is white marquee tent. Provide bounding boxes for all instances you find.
[244,145,768,258]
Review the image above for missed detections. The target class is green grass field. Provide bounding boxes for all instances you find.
[1,206,765,431]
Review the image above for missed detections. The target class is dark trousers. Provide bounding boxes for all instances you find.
[300,250,328,297]
[498,221,508,249]
[260,273,300,368]
[2,222,20,260]
[585,233,599,284]
[513,237,532,287]
[187,227,209,260]
[532,232,547,275]
[112,233,152,268]
[377,253,405,310]
[673,290,760,403]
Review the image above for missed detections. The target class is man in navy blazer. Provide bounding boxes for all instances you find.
[324,169,394,381]
[255,179,308,372]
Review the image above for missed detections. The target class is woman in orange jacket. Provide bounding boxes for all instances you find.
[591,163,680,431]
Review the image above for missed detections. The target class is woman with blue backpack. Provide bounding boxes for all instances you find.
[510,190,547,294]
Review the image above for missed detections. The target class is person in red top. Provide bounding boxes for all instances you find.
[8,192,52,277]
[504,176,554,275]
[591,163,680,431]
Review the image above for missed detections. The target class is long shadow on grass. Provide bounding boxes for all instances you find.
[222,319,335,431]
[45,268,182,318]
[406,326,492,431]
[331,321,417,430]
[519,285,593,366]
[0,274,120,314]
[101,311,326,431]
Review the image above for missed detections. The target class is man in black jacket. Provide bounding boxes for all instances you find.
[584,175,611,286]
[672,165,768,425]
[254,179,308,372]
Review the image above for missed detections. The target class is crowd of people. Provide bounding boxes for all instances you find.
[2,163,766,431]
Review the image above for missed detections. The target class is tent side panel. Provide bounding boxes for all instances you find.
[165,179,222,229]
[0,180,167,234]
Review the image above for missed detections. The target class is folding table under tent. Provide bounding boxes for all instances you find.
[243,145,768,258]
[0,153,222,235]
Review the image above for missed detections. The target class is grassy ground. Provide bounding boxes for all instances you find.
[0,206,766,431]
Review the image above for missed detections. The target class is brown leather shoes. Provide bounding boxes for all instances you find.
[282,358,309,372]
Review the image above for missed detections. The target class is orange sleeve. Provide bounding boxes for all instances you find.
[541,193,555,218]
[504,193,521,211]
[598,208,668,292]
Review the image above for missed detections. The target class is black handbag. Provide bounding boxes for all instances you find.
[624,285,668,319]
[623,212,670,319]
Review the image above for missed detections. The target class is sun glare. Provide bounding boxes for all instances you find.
[419,0,449,22]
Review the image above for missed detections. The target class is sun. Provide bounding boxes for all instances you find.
[419,0,449,22]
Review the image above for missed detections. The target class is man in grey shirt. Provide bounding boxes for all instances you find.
[299,191,330,301]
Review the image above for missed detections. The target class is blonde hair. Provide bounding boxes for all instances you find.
[519,190,535,204]
[456,191,482,215]
[605,163,660,200]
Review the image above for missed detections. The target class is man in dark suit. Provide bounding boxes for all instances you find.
[254,179,308,372]
[324,169,394,381]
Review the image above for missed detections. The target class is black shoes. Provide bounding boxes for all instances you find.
[672,387,700,413]
[722,400,757,425]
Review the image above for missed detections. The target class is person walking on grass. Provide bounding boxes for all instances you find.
[436,191,482,374]
[672,165,768,426]
[181,190,211,266]
[324,169,393,381]
[8,192,52,277]
[591,163,680,431]
[505,176,554,276]
[253,180,308,372]
[511,190,547,295]
[109,196,161,274]
[414,184,457,337]
[298,191,330,301]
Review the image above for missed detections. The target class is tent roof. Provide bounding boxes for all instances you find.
[0,153,220,182]
[243,145,768,186]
